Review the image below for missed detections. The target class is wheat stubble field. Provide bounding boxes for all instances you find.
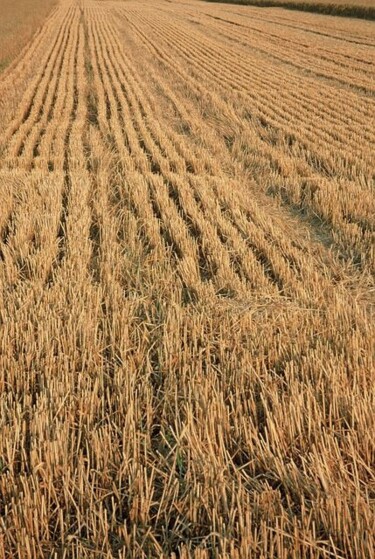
[0,0,57,71]
[0,0,374,557]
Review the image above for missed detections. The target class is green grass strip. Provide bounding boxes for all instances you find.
[204,0,375,20]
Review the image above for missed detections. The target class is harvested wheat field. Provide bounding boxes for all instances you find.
[0,0,374,557]
[0,0,57,71]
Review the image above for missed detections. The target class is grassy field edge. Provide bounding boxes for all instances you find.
[204,0,375,20]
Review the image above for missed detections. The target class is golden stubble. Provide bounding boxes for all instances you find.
[0,0,374,557]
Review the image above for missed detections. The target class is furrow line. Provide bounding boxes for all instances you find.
[128,9,374,178]
[88,8,172,258]
[58,21,93,282]
[108,11,362,289]
[121,9,375,271]
[0,7,76,162]
[34,12,79,172]
[200,12,375,94]
[148,10,375,151]
[89,9,212,298]
[100,16,219,178]
[46,13,82,284]
[122,8,373,152]
[100,15,317,294]
[17,24,75,170]
[97,15,249,295]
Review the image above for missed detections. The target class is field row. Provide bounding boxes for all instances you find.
[0,1,374,557]
[116,2,375,274]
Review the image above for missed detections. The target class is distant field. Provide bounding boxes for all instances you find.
[0,0,57,71]
[205,0,375,19]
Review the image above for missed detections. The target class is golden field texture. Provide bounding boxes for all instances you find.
[0,0,57,71]
[0,0,374,557]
